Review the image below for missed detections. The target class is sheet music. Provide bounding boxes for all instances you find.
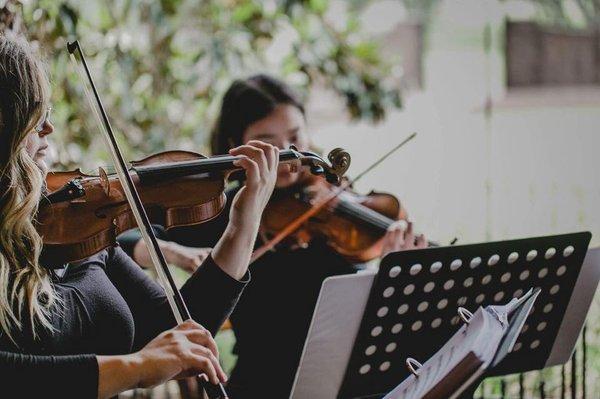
[383,307,505,399]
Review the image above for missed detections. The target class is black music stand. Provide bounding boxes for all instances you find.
[336,232,593,399]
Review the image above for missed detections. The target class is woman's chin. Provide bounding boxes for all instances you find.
[35,158,48,176]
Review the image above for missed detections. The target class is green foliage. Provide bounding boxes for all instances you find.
[1,0,402,170]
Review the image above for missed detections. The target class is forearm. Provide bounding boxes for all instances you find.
[118,226,168,265]
[0,351,99,397]
[97,354,140,399]
[180,254,249,334]
[211,222,258,280]
[132,238,172,268]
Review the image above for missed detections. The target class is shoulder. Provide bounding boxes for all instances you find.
[107,244,136,265]
[76,245,138,275]
[69,249,110,270]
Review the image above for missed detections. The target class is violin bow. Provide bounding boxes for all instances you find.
[67,40,228,399]
[251,132,417,263]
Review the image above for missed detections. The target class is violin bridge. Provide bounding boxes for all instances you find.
[99,167,111,197]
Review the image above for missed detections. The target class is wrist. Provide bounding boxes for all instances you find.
[97,353,142,398]
[212,224,257,281]
[159,239,177,258]
[132,240,148,266]
[226,219,260,241]
[124,352,144,387]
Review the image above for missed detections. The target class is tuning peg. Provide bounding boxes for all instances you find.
[310,164,325,175]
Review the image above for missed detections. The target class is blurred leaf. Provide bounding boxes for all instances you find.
[232,1,261,23]
[308,0,328,14]
[1,0,402,170]
[352,41,380,63]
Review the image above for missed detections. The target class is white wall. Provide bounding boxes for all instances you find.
[308,0,600,247]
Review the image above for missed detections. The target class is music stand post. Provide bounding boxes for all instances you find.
[337,232,592,399]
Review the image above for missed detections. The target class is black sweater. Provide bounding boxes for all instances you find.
[119,187,358,398]
[0,246,248,398]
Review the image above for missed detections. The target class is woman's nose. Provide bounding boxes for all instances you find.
[39,120,54,137]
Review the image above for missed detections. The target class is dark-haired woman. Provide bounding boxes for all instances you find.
[120,74,428,398]
[0,34,282,398]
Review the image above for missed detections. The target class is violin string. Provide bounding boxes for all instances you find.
[299,194,392,232]
[134,148,301,181]
[334,200,393,231]
[251,133,417,263]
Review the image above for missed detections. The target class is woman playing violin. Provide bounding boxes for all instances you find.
[0,34,281,398]
[120,74,428,398]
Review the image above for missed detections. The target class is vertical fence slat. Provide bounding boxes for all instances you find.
[583,324,588,399]
[539,380,546,399]
[519,373,525,399]
[561,364,567,399]
[500,378,506,399]
[571,350,578,399]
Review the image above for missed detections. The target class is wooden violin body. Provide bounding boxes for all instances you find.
[260,177,409,263]
[39,151,226,263]
[39,148,350,264]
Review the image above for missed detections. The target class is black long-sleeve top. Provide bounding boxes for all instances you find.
[119,187,359,398]
[0,246,248,398]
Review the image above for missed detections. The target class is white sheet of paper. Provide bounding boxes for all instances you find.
[290,270,376,399]
[546,246,600,366]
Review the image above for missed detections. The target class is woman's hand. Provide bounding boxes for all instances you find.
[380,221,428,258]
[212,141,280,280]
[227,141,279,230]
[132,320,225,386]
[97,320,226,399]
[133,239,210,273]
[163,243,211,273]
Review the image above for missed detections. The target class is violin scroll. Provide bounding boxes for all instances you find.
[326,147,351,184]
[292,147,351,186]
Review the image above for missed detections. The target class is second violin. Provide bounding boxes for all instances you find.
[260,175,410,263]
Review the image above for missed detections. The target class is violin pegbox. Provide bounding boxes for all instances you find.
[326,148,351,185]
[295,147,351,185]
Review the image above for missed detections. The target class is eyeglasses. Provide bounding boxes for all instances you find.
[34,107,52,134]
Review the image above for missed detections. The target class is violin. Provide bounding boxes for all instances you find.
[253,134,441,263]
[259,175,410,263]
[38,147,350,265]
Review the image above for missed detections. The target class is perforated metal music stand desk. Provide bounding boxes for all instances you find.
[290,232,596,399]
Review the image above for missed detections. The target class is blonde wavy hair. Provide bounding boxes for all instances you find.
[0,33,57,345]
